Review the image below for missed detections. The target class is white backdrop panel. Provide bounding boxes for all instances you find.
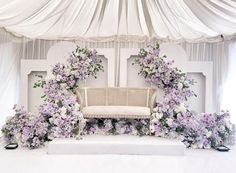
[28,71,47,113]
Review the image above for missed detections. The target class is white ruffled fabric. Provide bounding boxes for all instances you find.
[0,0,236,42]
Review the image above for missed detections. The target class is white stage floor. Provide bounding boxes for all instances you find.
[48,135,185,155]
[0,137,235,173]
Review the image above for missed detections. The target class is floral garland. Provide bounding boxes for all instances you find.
[84,118,149,136]
[133,43,235,148]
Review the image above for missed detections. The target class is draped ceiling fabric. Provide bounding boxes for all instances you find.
[0,0,236,42]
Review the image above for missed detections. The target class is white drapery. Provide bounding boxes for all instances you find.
[0,0,236,42]
[0,30,20,126]
[222,41,236,123]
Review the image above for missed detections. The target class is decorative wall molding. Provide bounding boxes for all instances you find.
[20,60,47,110]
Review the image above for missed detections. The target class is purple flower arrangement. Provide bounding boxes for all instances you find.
[2,46,103,148]
[134,43,235,148]
[84,118,149,136]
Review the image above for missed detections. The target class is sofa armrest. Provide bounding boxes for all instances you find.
[76,90,83,109]
[150,90,157,112]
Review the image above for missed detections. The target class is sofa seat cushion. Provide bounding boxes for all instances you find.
[82,106,150,119]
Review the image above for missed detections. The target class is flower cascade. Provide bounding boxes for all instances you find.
[1,46,103,148]
[133,43,235,148]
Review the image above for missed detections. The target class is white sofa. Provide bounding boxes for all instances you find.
[76,87,157,119]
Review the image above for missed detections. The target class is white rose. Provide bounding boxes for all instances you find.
[60,83,67,88]
[226,121,232,130]
[28,112,35,121]
[49,117,54,124]
[219,125,225,131]
[177,113,182,119]
[74,52,79,57]
[191,144,198,149]
[60,107,67,117]
[151,118,159,123]
[180,76,185,81]
[55,100,59,104]
[206,131,212,138]
[152,107,158,112]
[56,75,62,81]
[150,124,155,133]
[71,70,76,75]
[45,74,55,82]
[166,118,173,126]
[74,103,80,111]
[197,142,203,149]
[80,53,86,59]
[156,112,163,119]
[176,103,186,113]
[149,64,155,69]
[66,68,70,73]
[177,83,183,89]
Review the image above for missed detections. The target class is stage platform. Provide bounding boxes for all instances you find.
[47,135,185,155]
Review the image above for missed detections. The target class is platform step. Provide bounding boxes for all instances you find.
[47,135,185,155]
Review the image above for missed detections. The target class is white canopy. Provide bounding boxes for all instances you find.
[0,0,236,42]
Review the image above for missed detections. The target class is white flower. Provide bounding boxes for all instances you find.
[55,100,59,104]
[60,107,67,117]
[71,70,76,75]
[225,121,232,130]
[60,83,67,88]
[150,124,155,133]
[176,103,186,113]
[180,76,185,81]
[155,112,163,119]
[28,112,35,121]
[56,75,63,81]
[74,103,80,111]
[177,83,183,89]
[151,118,159,123]
[45,74,55,82]
[152,107,158,112]
[74,51,79,57]
[80,53,86,59]
[197,142,203,149]
[65,69,71,76]
[166,118,173,126]
[206,131,212,138]
[177,113,182,119]
[219,125,225,131]
[191,144,198,149]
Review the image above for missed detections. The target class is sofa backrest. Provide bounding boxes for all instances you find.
[76,87,157,108]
